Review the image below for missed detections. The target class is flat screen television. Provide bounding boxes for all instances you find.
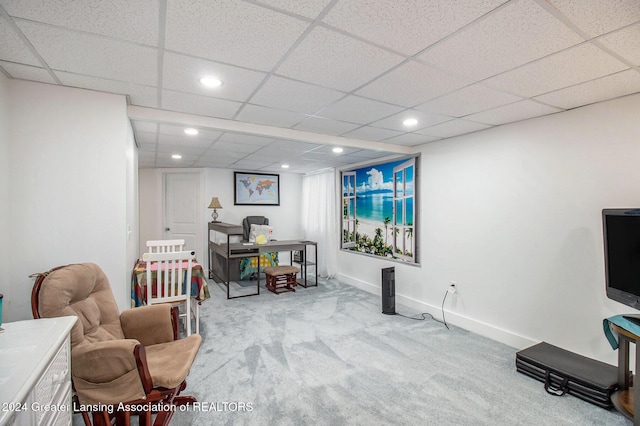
[603,208,640,310]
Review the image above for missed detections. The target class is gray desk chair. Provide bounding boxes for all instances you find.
[242,216,269,242]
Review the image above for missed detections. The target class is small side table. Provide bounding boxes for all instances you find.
[610,323,640,424]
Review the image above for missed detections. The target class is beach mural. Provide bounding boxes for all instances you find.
[342,156,417,263]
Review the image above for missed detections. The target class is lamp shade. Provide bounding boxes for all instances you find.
[208,197,223,209]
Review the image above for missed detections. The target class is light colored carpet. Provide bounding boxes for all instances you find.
[167,278,631,425]
[74,277,631,425]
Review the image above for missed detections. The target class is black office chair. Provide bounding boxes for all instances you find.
[242,216,269,242]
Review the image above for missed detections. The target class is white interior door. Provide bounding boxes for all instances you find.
[164,172,201,253]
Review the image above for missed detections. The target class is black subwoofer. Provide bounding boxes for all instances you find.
[381,267,395,315]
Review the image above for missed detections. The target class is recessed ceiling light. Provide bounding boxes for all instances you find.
[281,164,290,169]
[184,128,199,136]
[403,118,418,127]
[199,76,222,88]
[172,154,182,159]
[332,147,344,153]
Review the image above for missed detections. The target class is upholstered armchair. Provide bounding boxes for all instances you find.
[31,263,201,426]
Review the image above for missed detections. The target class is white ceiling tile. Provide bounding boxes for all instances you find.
[598,23,640,66]
[4,0,639,175]
[161,90,242,119]
[276,26,405,92]
[269,140,322,152]
[465,100,563,125]
[347,149,396,159]
[209,141,263,154]
[199,150,247,161]
[137,143,156,151]
[420,119,493,138]
[418,84,523,117]
[17,21,157,86]
[235,104,308,127]
[217,133,276,146]
[287,158,327,168]
[0,16,41,66]
[356,61,473,107]
[1,0,159,45]
[372,109,453,132]
[484,43,629,97]
[158,124,222,140]
[343,126,404,141]
[254,0,333,19]
[137,150,156,159]
[316,95,404,124]
[155,159,194,168]
[260,164,293,172]
[383,133,440,146]
[547,0,640,38]
[162,52,266,102]
[0,62,56,84]
[251,75,345,114]
[323,0,507,55]
[233,159,276,169]
[418,0,584,81]
[165,0,308,71]
[193,159,234,168]
[133,131,157,145]
[297,151,339,161]
[156,144,207,156]
[534,69,640,109]
[293,117,361,135]
[56,72,158,107]
[132,121,158,133]
[311,145,360,155]
[243,150,291,161]
[158,134,213,148]
[338,154,374,164]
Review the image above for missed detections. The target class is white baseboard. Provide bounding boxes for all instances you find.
[337,273,537,350]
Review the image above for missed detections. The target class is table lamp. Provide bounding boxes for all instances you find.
[208,197,223,223]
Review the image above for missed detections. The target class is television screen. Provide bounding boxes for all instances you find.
[603,209,640,309]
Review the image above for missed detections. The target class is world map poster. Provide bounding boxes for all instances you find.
[234,172,280,205]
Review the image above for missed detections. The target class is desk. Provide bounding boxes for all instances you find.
[131,259,210,307]
[209,227,317,299]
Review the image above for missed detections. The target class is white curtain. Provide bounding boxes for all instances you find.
[301,169,338,278]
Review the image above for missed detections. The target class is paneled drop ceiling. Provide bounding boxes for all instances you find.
[1,0,639,173]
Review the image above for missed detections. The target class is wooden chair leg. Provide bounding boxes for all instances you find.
[80,411,92,426]
[140,407,152,426]
[92,411,111,426]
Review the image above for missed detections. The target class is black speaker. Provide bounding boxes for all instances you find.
[381,267,395,315]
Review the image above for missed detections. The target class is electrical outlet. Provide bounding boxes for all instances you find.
[448,282,457,294]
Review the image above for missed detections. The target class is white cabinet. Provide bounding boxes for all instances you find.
[0,316,76,426]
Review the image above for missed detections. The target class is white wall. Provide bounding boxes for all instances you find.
[338,94,640,365]
[138,168,164,254]
[204,168,304,242]
[0,73,10,322]
[6,80,135,319]
[138,167,304,271]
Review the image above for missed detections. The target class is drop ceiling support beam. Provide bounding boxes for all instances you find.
[128,105,413,155]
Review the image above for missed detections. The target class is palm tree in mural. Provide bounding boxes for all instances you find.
[406,223,413,256]
[383,216,391,245]
[374,227,384,255]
